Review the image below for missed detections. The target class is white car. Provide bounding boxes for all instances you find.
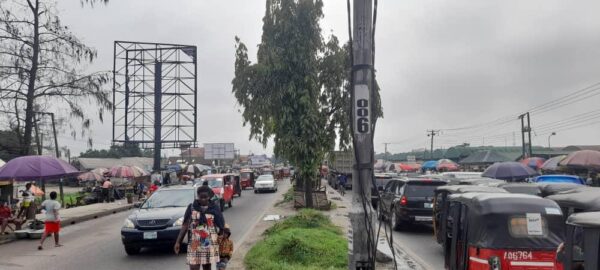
[254,174,278,193]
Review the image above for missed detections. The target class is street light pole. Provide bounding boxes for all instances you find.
[547,132,556,148]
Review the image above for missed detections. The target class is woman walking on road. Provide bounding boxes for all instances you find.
[38,191,62,250]
[174,185,225,270]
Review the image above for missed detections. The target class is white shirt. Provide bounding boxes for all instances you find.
[41,199,61,222]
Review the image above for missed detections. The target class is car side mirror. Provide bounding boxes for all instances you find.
[134,198,145,208]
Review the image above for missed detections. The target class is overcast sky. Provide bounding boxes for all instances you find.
[53,0,600,157]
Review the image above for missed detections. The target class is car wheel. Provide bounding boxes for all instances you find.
[220,200,225,212]
[254,190,258,194]
[124,245,140,255]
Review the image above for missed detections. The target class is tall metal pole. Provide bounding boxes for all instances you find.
[153,61,163,172]
[519,114,526,158]
[351,0,375,268]
[48,112,64,207]
[526,112,533,156]
[427,130,438,159]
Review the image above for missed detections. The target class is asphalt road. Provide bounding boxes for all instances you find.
[391,224,445,270]
[0,182,288,270]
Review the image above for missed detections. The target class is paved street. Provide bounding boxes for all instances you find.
[0,183,288,270]
[391,224,444,270]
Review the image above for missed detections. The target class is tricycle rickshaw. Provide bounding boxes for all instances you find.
[498,182,543,196]
[562,211,600,270]
[445,193,565,270]
[545,187,600,219]
[537,183,587,198]
[239,169,256,190]
[433,185,508,245]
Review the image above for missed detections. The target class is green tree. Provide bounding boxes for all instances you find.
[232,0,381,207]
[0,0,111,155]
[79,143,152,158]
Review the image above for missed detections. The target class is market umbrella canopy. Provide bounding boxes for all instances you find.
[0,155,79,181]
[77,171,104,182]
[541,155,566,172]
[110,165,149,178]
[30,184,45,196]
[421,160,438,170]
[559,150,600,170]
[482,162,539,182]
[521,157,546,170]
[91,167,109,175]
[437,159,459,171]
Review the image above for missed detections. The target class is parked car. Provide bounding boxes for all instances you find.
[120,185,195,255]
[239,169,256,190]
[371,173,394,209]
[194,174,235,211]
[379,178,447,230]
[254,174,278,193]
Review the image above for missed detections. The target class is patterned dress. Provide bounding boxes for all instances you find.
[186,209,220,265]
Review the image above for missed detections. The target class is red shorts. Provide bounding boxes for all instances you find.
[44,221,60,234]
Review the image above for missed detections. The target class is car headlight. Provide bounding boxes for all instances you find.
[123,219,135,229]
[173,217,184,227]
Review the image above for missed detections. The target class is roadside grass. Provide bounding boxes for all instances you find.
[245,209,347,270]
[274,186,295,206]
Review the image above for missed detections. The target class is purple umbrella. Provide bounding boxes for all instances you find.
[0,155,80,181]
[482,162,539,182]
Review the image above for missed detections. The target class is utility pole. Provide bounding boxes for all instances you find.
[383,143,390,161]
[350,0,375,269]
[35,111,63,206]
[427,130,439,159]
[518,112,533,158]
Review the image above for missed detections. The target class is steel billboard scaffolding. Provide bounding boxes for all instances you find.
[112,41,198,170]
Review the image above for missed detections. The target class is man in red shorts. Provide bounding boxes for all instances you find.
[38,191,62,250]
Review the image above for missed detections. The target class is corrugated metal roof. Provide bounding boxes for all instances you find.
[77,157,153,171]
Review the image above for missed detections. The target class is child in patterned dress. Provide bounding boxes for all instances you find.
[174,185,225,270]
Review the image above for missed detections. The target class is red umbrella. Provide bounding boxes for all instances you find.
[521,157,546,170]
[437,159,459,171]
[110,166,149,178]
[394,163,417,172]
[559,150,600,170]
[77,171,104,182]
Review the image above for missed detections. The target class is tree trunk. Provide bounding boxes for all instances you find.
[21,0,40,155]
[303,170,313,208]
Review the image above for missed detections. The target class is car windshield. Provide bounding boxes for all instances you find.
[142,189,194,209]
[202,178,223,188]
[257,175,273,182]
[405,182,445,197]
[241,172,251,179]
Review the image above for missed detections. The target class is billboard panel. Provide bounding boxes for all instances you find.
[204,143,235,160]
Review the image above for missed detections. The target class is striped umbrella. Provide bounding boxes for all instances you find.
[110,166,149,178]
[91,168,109,175]
[77,171,104,182]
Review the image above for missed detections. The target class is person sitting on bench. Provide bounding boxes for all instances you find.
[0,200,22,234]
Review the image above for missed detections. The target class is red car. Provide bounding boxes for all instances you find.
[197,174,235,211]
[239,169,256,190]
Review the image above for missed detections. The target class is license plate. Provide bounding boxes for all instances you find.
[424,203,433,208]
[415,216,432,222]
[143,231,157,240]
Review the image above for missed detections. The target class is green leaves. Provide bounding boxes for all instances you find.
[232,0,382,188]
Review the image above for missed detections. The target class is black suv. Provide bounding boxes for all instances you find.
[378,178,446,230]
[121,185,195,255]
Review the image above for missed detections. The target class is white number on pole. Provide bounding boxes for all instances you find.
[354,84,371,135]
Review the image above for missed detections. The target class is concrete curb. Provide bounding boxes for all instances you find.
[58,204,134,227]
